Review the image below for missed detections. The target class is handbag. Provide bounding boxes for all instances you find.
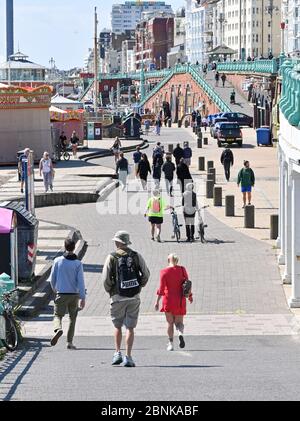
[181,267,192,298]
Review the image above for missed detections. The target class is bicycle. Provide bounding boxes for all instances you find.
[1,288,19,351]
[197,205,209,243]
[170,206,182,243]
[53,145,71,162]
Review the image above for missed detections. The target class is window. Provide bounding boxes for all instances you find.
[235,10,238,16]
[268,34,271,42]
[228,11,231,17]
[256,21,259,27]
[256,34,259,42]
[253,7,255,14]
[235,23,238,29]
[296,8,299,17]
[268,21,271,27]
[257,8,259,13]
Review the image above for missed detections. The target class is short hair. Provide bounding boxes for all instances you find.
[65,238,75,252]
[168,253,179,265]
[244,160,249,166]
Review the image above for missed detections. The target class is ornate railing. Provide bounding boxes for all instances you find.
[280,60,300,127]
[99,68,170,81]
[217,59,279,74]
[139,63,231,112]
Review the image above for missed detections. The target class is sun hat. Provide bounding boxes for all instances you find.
[112,230,132,245]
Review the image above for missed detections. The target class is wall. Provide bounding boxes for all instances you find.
[0,108,52,164]
[143,72,221,119]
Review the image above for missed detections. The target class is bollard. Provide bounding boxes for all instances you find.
[197,130,203,140]
[244,205,255,228]
[204,137,208,145]
[198,157,205,171]
[270,214,278,240]
[207,160,214,171]
[168,144,174,153]
[168,119,172,128]
[208,167,216,184]
[213,186,222,206]
[184,120,189,128]
[193,126,196,133]
[178,120,182,128]
[197,137,202,148]
[225,195,235,216]
[206,180,214,199]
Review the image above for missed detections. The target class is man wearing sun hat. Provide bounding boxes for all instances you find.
[102,231,150,368]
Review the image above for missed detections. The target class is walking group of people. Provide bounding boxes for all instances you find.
[50,231,193,367]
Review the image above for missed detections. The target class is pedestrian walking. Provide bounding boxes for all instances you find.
[221,73,227,87]
[102,231,150,367]
[18,147,30,193]
[152,150,164,189]
[176,158,193,194]
[182,183,199,242]
[50,238,86,350]
[201,116,208,132]
[183,141,192,167]
[112,137,122,163]
[173,143,184,166]
[215,71,220,87]
[153,142,164,159]
[133,146,142,177]
[155,253,193,351]
[145,189,166,242]
[162,154,176,196]
[39,151,54,193]
[116,152,129,191]
[237,160,255,208]
[59,131,67,152]
[196,112,202,130]
[220,145,234,181]
[230,89,236,104]
[154,116,162,135]
[70,131,79,158]
[137,153,151,190]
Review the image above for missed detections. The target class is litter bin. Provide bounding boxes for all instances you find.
[0,201,39,281]
[256,127,272,146]
[0,207,18,284]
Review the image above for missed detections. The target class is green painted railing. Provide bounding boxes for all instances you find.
[139,63,231,112]
[280,60,300,127]
[79,79,94,101]
[99,69,170,81]
[217,59,279,74]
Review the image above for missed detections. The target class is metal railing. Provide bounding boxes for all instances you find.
[216,59,279,74]
[99,68,171,81]
[280,60,300,127]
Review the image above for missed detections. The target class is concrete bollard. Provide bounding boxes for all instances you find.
[197,130,203,140]
[197,137,202,148]
[207,160,214,171]
[204,137,208,145]
[225,195,235,216]
[168,119,172,128]
[270,214,279,240]
[244,205,255,228]
[168,144,174,153]
[208,167,216,184]
[178,120,182,128]
[213,186,222,206]
[193,126,196,133]
[198,157,205,171]
[206,180,214,199]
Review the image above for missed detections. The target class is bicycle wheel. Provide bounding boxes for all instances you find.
[3,314,18,351]
[63,152,70,161]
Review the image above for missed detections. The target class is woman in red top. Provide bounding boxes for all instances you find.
[155,254,193,351]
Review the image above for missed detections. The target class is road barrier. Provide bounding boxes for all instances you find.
[208,168,216,184]
[197,137,202,148]
[204,137,208,145]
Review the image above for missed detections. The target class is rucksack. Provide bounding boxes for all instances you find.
[152,198,161,213]
[111,251,141,298]
[223,149,232,161]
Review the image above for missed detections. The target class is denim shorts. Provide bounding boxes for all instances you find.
[241,186,252,193]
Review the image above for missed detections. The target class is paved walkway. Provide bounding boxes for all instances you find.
[205,70,253,116]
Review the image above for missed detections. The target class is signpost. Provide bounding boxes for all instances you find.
[24,150,35,216]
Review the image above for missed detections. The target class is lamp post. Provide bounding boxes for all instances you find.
[265,0,279,55]
[159,55,162,70]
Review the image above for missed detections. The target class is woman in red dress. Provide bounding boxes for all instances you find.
[155,254,193,351]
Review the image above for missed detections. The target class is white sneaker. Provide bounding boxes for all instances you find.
[167,342,174,351]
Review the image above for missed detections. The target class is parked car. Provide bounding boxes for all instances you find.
[207,113,223,126]
[216,122,243,147]
[220,112,253,127]
[210,117,229,138]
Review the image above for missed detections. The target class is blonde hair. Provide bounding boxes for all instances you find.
[168,253,179,266]
[43,151,49,159]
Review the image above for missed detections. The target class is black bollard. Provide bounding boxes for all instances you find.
[178,120,182,128]
[270,214,279,240]
[204,137,208,145]
[197,137,202,148]
[168,144,174,153]
[208,167,216,184]
[244,205,255,228]
[206,180,214,199]
[207,160,214,171]
[198,130,203,140]
[213,187,222,206]
[168,118,172,128]
[225,195,235,216]
[193,126,196,133]
[198,157,205,171]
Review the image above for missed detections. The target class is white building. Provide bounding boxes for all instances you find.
[282,0,300,56]
[112,1,173,34]
[121,40,136,73]
[185,0,206,64]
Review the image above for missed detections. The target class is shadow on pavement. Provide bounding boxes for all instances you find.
[139,364,222,369]
[82,264,103,273]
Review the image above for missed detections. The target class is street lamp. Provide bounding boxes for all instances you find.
[265,0,279,55]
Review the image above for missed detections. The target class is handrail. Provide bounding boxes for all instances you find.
[79,80,94,101]
[280,60,300,127]
[217,59,279,74]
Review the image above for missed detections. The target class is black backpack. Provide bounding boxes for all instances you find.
[223,149,232,161]
[111,251,141,298]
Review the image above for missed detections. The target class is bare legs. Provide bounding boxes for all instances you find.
[114,327,134,358]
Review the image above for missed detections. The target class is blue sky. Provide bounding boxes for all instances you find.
[0,0,185,70]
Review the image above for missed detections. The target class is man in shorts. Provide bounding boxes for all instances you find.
[102,231,150,367]
[237,160,255,208]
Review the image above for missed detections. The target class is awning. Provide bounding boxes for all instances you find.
[208,45,237,55]
[0,208,13,234]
